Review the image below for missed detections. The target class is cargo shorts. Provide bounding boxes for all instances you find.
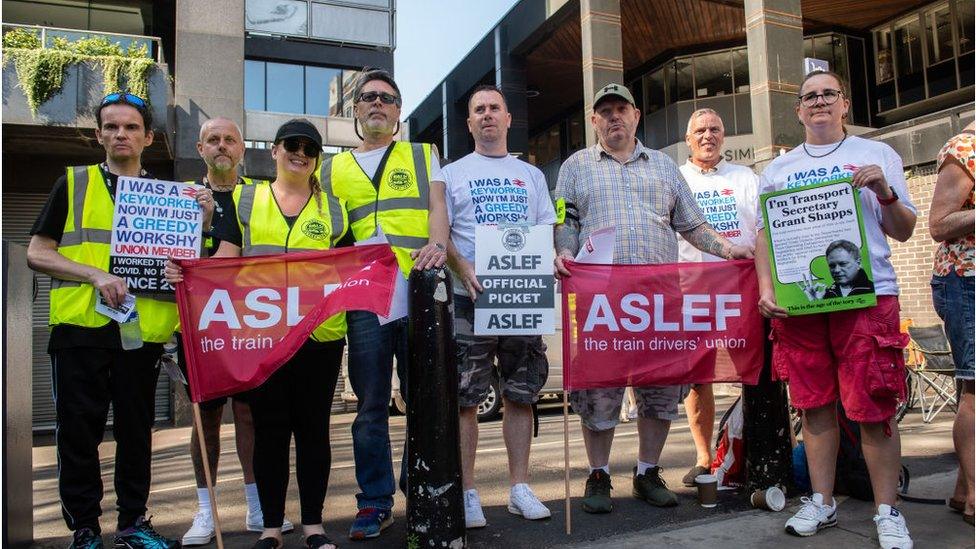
[454,294,549,408]
[569,385,687,432]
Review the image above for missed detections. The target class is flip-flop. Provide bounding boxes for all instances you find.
[253,537,281,549]
[948,497,966,512]
[305,533,338,549]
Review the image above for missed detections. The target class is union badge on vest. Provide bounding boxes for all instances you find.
[388,168,412,190]
[302,219,330,241]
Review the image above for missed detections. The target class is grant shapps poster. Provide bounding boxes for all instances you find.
[761,179,876,315]
[110,177,205,293]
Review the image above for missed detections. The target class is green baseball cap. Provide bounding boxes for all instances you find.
[593,82,635,109]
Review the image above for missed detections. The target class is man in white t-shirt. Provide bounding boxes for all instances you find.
[676,108,759,488]
[443,85,557,529]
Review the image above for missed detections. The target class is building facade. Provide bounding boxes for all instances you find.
[408,0,974,327]
[1,0,396,430]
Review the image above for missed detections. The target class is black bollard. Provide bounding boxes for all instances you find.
[406,268,465,549]
[742,320,794,494]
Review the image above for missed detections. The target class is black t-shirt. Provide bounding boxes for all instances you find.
[193,178,248,256]
[31,165,154,351]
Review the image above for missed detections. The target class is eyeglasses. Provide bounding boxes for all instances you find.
[358,91,401,106]
[101,92,147,109]
[798,89,843,107]
[280,137,321,157]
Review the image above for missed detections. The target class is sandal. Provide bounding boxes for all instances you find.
[253,537,281,549]
[948,497,965,512]
[305,533,338,549]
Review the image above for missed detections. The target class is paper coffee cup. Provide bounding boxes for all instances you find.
[695,473,718,508]
[751,486,786,511]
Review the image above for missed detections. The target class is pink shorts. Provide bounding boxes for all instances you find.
[771,296,909,423]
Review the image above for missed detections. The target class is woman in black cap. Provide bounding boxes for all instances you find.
[167,118,347,549]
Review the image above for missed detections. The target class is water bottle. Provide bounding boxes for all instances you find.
[119,308,144,350]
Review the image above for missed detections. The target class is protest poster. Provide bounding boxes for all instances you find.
[474,224,555,335]
[110,177,205,293]
[176,244,399,402]
[560,259,764,389]
[761,179,876,315]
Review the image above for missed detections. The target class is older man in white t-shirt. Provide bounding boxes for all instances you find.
[676,108,759,487]
[443,85,557,529]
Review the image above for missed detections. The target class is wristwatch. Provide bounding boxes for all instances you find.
[434,242,446,251]
[877,189,899,206]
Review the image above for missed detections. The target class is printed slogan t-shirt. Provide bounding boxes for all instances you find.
[757,135,917,296]
[677,159,759,263]
[443,152,556,291]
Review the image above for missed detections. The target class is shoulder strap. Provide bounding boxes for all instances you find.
[370,143,398,191]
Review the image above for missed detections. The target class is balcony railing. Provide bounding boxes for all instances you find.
[1,23,164,63]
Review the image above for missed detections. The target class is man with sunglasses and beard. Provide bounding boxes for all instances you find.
[28,93,200,549]
[318,69,449,541]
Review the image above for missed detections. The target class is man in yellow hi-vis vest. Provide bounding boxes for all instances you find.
[178,117,289,545]
[27,93,207,549]
[319,69,449,541]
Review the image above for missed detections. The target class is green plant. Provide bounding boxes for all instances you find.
[2,29,157,114]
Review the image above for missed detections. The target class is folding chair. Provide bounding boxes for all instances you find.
[906,325,958,423]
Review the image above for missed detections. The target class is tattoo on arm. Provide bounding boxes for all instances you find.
[555,217,581,257]
[680,224,730,259]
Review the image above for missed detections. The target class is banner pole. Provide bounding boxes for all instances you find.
[192,402,224,549]
[563,390,572,535]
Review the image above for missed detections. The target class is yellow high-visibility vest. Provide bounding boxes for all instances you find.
[320,142,432,274]
[233,182,349,342]
[49,165,178,343]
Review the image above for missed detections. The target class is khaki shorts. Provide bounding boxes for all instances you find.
[454,294,549,408]
[570,385,687,431]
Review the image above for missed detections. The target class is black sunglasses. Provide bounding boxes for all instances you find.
[358,91,401,106]
[280,137,321,157]
[102,92,147,109]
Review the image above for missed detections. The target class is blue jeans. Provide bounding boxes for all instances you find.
[347,311,409,510]
[932,271,975,380]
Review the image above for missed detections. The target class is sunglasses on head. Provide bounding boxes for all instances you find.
[358,91,400,106]
[280,137,321,157]
[101,92,147,109]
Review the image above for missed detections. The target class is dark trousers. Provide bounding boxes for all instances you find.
[250,339,344,527]
[52,344,163,533]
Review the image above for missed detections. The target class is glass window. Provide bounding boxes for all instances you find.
[311,3,391,47]
[266,62,304,113]
[568,111,585,154]
[693,51,733,98]
[731,47,749,94]
[245,0,308,35]
[644,69,666,113]
[894,17,924,76]
[305,66,341,116]
[529,123,560,167]
[244,60,265,112]
[875,28,894,82]
[335,0,391,7]
[925,3,954,64]
[957,0,974,54]
[667,59,694,102]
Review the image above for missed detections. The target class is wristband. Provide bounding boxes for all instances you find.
[877,189,899,206]
[434,242,446,251]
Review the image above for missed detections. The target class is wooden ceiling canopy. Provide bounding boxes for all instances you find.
[521,0,931,129]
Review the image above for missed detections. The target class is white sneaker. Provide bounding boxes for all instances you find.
[508,483,551,520]
[874,504,913,549]
[784,493,837,537]
[181,511,214,546]
[464,489,487,529]
[245,508,294,533]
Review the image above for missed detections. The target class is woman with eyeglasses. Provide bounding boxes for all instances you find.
[166,119,347,549]
[754,70,918,549]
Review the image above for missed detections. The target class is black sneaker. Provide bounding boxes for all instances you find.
[581,470,613,513]
[113,517,180,549]
[633,466,678,507]
[681,465,711,487]
[71,528,104,549]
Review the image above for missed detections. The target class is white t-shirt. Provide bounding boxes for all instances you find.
[443,152,557,283]
[351,144,444,182]
[757,135,917,296]
[677,159,759,263]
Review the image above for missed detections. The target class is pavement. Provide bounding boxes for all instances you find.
[29,396,975,548]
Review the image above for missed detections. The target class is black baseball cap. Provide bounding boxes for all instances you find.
[274,119,323,150]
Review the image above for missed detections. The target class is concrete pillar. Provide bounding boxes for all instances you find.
[744,0,806,171]
[495,25,529,157]
[441,81,468,162]
[580,0,623,146]
[174,0,246,181]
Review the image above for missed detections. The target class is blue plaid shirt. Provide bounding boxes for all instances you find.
[555,140,706,264]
